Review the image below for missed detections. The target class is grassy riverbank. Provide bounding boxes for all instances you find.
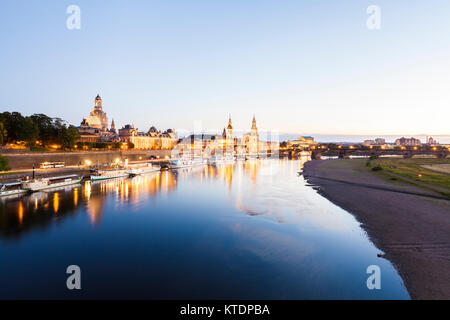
[0,171,26,176]
[367,158,450,197]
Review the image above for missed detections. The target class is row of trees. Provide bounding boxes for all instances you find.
[0,112,80,150]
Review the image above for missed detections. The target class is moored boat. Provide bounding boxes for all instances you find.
[21,175,82,192]
[168,158,206,169]
[0,183,27,197]
[90,169,128,181]
[208,155,235,165]
[127,163,161,177]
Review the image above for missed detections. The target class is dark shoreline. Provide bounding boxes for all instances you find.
[303,159,450,300]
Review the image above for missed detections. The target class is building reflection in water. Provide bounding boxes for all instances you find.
[201,160,262,189]
[53,193,59,214]
[0,171,179,239]
[0,159,310,240]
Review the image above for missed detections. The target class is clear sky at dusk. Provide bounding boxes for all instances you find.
[0,0,449,137]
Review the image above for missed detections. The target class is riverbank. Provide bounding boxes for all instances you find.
[303,159,450,300]
[0,167,91,184]
[0,149,172,169]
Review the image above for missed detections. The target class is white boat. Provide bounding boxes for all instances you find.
[90,169,128,181]
[0,185,27,197]
[208,156,235,165]
[168,158,206,169]
[127,163,161,177]
[21,176,82,192]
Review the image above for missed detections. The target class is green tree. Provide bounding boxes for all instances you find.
[0,122,6,145]
[60,125,80,150]
[0,112,23,143]
[30,113,55,146]
[19,117,39,147]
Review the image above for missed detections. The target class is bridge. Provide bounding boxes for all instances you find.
[282,145,450,160]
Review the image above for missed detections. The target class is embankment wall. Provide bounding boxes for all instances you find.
[1,150,172,169]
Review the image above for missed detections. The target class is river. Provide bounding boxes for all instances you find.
[0,159,409,299]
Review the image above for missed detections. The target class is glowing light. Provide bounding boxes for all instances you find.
[84,181,91,200]
[18,201,24,225]
[73,188,78,207]
[53,193,60,214]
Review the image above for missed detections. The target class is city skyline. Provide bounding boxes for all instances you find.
[1,1,450,137]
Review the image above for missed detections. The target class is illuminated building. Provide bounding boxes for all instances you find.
[395,137,421,146]
[286,136,318,149]
[77,95,119,142]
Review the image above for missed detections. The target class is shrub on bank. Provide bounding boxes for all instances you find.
[371,165,383,171]
[30,145,47,152]
[0,154,10,171]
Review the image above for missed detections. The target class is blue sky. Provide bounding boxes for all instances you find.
[0,0,449,137]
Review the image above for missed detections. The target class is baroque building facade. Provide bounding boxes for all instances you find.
[86,94,109,130]
[119,124,178,150]
[77,95,118,143]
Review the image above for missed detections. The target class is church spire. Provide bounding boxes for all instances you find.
[252,114,257,130]
[227,114,233,129]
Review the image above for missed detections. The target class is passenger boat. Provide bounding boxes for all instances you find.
[127,163,161,177]
[207,155,235,165]
[0,182,27,197]
[90,169,128,181]
[21,175,82,192]
[168,158,207,169]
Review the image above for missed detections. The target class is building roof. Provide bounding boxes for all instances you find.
[227,116,233,129]
[76,125,100,130]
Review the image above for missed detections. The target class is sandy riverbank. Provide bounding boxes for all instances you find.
[303,159,450,300]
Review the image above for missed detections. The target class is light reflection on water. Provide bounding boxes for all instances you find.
[0,159,409,299]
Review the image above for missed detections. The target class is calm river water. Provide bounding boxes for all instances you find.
[0,159,409,299]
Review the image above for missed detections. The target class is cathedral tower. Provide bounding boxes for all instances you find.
[85,94,109,131]
[249,115,259,154]
[94,94,102,110]
[226,115,234,149]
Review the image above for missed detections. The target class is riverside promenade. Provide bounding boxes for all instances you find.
[0,149,172,169]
